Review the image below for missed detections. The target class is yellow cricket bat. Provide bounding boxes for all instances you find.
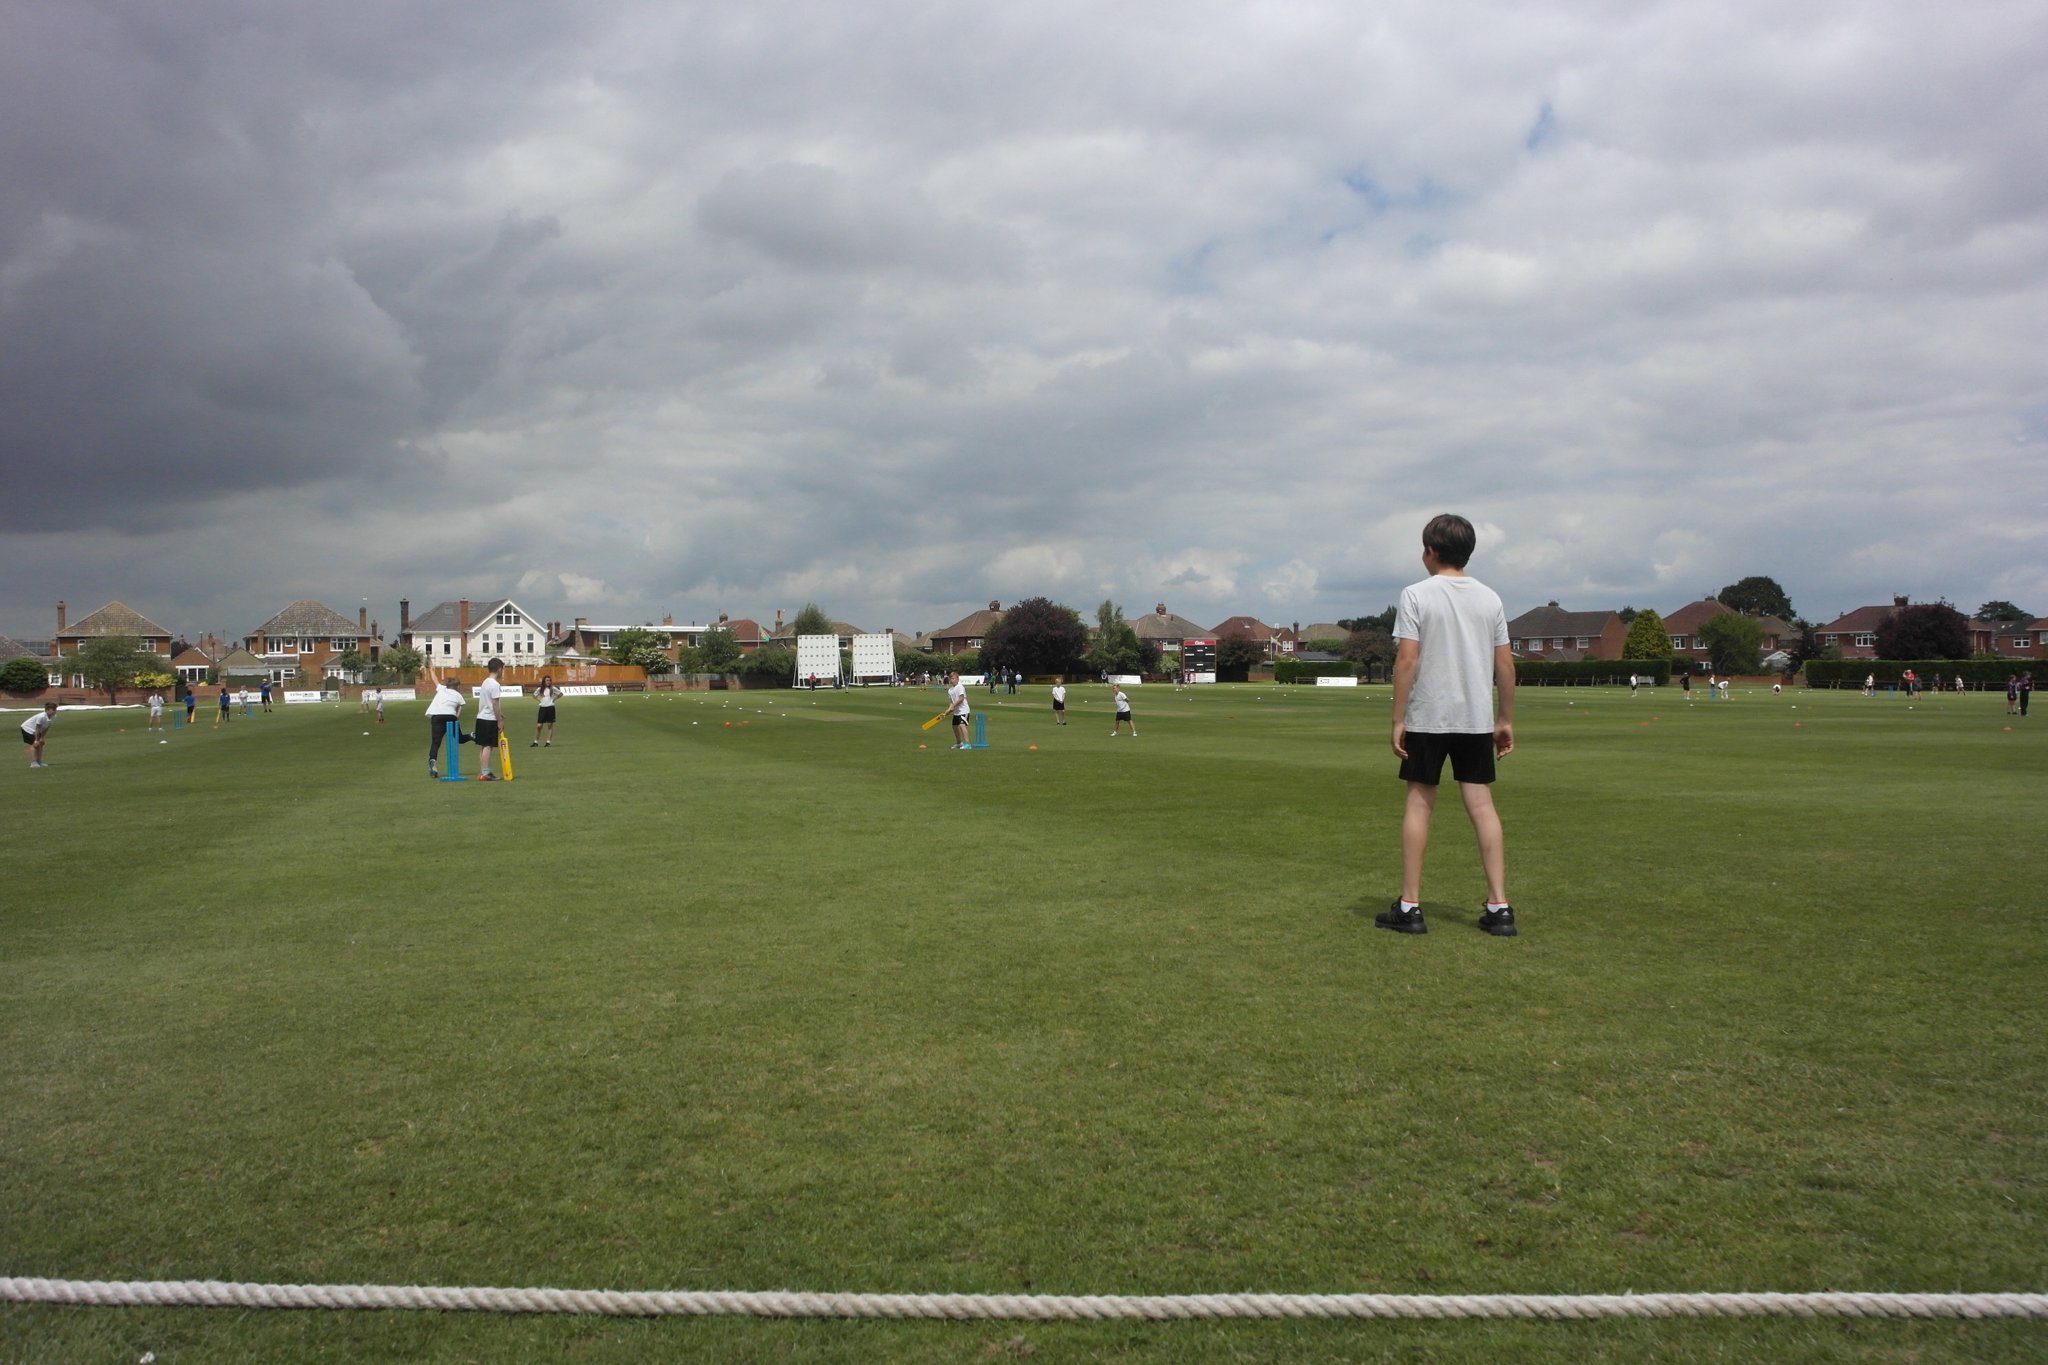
[498,733,515,781]
[920,709,953,731]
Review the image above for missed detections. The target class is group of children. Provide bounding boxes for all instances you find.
[937,675,1136,749]
[422,660,564,780]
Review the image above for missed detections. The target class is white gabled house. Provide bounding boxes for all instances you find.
[400,597,550,667]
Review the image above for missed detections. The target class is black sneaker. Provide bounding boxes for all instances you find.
[1375,901,1427,934]
[530,740,539,748]
[427,765,438,779]
[1478,905,1518,937]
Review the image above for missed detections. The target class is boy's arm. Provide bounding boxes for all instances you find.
[1492,643,1516,757]
[1390,638,1419,758]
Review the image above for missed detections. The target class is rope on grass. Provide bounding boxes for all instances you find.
[5,1279,2046,1321]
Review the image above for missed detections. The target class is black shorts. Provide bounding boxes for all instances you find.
[951,712,970,726]
[1399,731,1497,786]
[475,719,501,747]
[21,729,38,745]
[1052,700,1065,712]
[537,706,557,723]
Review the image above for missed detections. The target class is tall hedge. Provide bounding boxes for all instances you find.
[1514,659,1671,686]
[1274,658,1356,683]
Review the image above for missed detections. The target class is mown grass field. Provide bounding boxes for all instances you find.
[3,680,2043,1362]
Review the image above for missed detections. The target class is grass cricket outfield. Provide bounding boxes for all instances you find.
[2,681,2043,1361]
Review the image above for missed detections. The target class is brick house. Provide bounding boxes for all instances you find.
[1814,598,1907,659]
[1990,620,2045,660]
[1506,602,1627,661]
[1210,615,1290,658]
[928,601,1006,656]
[1658,597,1792,663]
[244,600,376,683]
[1129,604,1208,662]
[47,601,175,686]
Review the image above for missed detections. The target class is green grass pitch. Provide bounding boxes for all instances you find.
[3,681,2043,1362]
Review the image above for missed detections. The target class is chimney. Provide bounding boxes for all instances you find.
[990,600,1001,611]
[663,612,674,626]
[1892,595,1909,609]
[1548,600,1560,607]
[458,598,470,643]
[774,608,784,628]
[371,619,379,641]
[57,600,67,634]
[1156,603,1166,616]
[719,612,729,624]
[359,605,368,634]
[400,598,411,634]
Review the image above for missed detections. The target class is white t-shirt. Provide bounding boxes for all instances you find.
[1051,685,1066,705]
[22,711,55,738]
[425,683,465,718]
[1113,688,1131,714]
[947,682,969,717]
[1393,573,1509,734]
[536,684,562,707]
[148,694,164,712]
[478,676,504,723]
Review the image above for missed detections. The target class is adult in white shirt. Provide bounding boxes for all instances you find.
[21,701,58,768]
[1050,678,1067,726]
[474,658,506,780]
[422,663,468,778]
[945,671,971,749]
[147,691,166,732]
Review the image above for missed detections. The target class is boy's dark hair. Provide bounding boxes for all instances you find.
[487,657,505,673]
[1422,513,1477,569]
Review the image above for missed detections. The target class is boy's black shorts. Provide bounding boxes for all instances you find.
[475,719,501,747]
[1399,731,1496,786]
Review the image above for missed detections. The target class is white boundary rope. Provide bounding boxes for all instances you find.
[5,1279,2045,1321]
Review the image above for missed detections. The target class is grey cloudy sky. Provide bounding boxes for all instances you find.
[5,0,2045,645]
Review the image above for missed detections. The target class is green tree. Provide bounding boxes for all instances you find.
[1339,606,1396,633]
[1697,612,1765,674]
[731,642,796,679]
[790,602,836,639]
[1216,636,1268,681]
[983,597,1088,676]
[1617,605,1640,625]
[1621,609,1676,660]
[380,645,426,683]
[1716,575,1795,620]
[696,627,742,672]
[608,627,675,675]
[1976,600,2031,625]
[1343,625,1396,681]
[1085,600,1142,675]
[75,635,160,703]
[2,656,50,693]
[1875,602,1970,660]
[331,648,373,681]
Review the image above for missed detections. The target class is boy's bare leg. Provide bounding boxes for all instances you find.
[1400,782,1437,902]
[1457,781,1508,904]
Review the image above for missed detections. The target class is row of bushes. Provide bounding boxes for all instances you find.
[1272,659,1356,683]
[1802,659,2033,688]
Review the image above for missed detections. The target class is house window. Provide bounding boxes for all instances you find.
[2013,637,2032,649]
[1577,637,1590,648]
[442,641,452,655]
[1670,636,1687,650]
[1854,634,1876,648]
[498,608,518,625]
[599,634,614,648]
[1550,638,1563,649]
[332,638,350,651]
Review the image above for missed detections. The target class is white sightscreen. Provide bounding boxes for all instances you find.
[850,633,895,679]
[795,635,842,681]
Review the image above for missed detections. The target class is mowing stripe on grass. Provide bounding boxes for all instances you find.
[5,1279,2046,1321]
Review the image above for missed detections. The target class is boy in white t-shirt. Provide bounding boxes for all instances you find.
[1050,678,1067,726]
[21,701,58,768]
[945,672,971,749]
[474,658,505,780]
[1379,513,1517,938]
[147,691,166,732]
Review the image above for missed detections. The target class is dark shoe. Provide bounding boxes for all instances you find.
[530,740,539,747]
[477,772,499,781]
[1479,905,1518,937]
[1375,901,1427,934]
